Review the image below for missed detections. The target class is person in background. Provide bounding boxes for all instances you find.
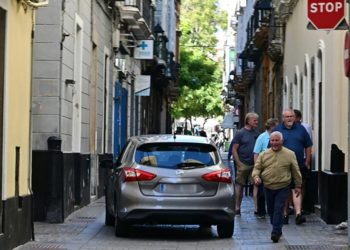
[227,138,236,178]
[252,131,302,243]
[252,118,279,218]
[199,130,207,137]
[293,109,313,214]
[194,125,200,136]
[294,109,312,140]
[273,109,312,225]
[232,112,259,216]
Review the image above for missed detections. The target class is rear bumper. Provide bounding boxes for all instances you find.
[120,209,234,225]
[114,182,235,225]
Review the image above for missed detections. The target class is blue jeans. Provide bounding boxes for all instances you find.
[264,185,290,235]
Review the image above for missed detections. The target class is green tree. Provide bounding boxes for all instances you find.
[180,0,227,55]
[171,0,227,127]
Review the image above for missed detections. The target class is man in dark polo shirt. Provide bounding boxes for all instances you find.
[273,109,312,225]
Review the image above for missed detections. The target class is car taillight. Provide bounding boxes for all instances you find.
[202,168,232,183]
[122,167,156,182]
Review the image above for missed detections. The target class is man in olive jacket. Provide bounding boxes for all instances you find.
[252,131,302,243]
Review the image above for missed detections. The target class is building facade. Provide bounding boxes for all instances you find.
[30,0,180,227]
[0,1,47,249]
[232,0,348,224]
[281,0,348,224]
[31,0,116,223]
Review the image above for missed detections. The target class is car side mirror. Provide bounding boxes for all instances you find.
[100,159,113,169]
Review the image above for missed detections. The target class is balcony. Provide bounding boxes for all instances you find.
[117,0,152,40]
[276,0,298,22]
[242,67,256,86]
[129,18,151,39]
[267,39,283,62]
[245,0,273,50]
[232,76,249,96]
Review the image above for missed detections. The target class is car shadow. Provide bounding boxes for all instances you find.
[124,224,219,240]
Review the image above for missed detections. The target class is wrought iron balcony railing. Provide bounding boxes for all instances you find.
[246,0,272,49]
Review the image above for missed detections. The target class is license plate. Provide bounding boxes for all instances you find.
[158,183,198,194]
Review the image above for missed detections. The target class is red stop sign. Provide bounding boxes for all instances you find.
[308,0,345,30]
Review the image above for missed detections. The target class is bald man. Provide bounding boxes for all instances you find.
[252,131,302,243]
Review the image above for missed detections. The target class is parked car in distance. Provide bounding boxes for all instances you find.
[102,134,235,238]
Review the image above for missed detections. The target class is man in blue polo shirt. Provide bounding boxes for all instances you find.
[273,109,312,225]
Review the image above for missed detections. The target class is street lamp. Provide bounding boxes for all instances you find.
[227,70,235,87]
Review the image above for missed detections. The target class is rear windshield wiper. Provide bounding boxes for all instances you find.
[175,162,206,169]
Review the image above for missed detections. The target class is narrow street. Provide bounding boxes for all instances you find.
[16,197,348,250]
[16,152,348,250]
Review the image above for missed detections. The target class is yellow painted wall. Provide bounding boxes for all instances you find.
[4,1,33,198]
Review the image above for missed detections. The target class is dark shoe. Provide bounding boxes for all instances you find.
[235,209,241,216]
[295,214,306,225]
[283,215,289,225]
[271,233,281,243]
[302,210,311,215]
[254,211,265,219]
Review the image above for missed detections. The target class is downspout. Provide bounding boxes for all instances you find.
[348,1,350,246]
[59,1,66,138]
[29,7,35,242]
[58,0,66,220]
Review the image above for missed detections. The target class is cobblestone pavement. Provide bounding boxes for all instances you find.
[16,152,349,250]
[16,196,348,250]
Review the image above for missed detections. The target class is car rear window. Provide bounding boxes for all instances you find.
[134,143,219,169]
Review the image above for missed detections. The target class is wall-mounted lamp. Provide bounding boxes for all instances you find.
[228,70,235,85]
[154,23,164,37]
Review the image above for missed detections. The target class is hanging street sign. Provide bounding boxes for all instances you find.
[134,40,154,59]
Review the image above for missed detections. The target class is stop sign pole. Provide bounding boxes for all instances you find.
[307,0,348,30]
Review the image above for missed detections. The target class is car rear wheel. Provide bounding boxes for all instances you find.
[114,215,129,237]
[217,222,234,238]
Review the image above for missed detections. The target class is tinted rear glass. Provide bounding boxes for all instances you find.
[135,143,219,169]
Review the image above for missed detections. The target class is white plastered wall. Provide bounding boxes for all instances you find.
[283,1,348,171]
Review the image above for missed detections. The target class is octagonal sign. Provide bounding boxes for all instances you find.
[308,0,345,30]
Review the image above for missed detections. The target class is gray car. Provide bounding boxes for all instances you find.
[103,134,235,238]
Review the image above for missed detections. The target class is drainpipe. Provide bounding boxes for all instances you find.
[29,7,35,242]
[59,1,67,138]
[348,0,350,245]
[347,0,350,246]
